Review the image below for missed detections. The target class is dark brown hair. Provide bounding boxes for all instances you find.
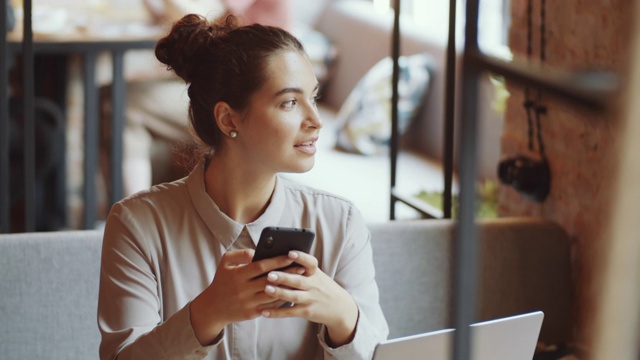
[155,14,305,154]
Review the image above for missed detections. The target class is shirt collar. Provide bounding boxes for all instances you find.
[187,158,287,249]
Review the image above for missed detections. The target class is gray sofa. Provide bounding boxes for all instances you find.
[368,217,573,343]
[0,230,103,360]
[0,217,572,359]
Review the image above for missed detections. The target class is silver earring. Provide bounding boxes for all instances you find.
[229,130,238,138]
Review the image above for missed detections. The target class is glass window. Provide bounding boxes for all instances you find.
[372,0,511,58]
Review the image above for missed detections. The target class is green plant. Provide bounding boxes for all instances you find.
[415,180,498,219]
[489,74,510,114]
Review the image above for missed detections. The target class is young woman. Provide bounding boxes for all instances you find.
[97,14,389,360]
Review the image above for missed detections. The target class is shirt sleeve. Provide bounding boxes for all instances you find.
[97,202,221,360]
[317,205,390,360]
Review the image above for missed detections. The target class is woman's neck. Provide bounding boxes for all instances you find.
[204,154,277,224]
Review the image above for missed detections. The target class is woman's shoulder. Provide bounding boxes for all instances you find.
[276,176,370,227]
[111,177,190,217]
[279,176,355,208]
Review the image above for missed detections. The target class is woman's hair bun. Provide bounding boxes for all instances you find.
[155,14,239,83]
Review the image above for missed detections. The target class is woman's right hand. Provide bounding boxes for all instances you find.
[189,249,297,346]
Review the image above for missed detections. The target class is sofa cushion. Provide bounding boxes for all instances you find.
[335,53,431,155]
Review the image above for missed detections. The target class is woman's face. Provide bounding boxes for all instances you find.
[234,50,322,174]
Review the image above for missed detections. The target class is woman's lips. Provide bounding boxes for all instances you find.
[295,139,317,155]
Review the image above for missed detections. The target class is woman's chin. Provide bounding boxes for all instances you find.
[284,160,315,174]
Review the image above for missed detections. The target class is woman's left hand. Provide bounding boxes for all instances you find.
[260,251,359,347]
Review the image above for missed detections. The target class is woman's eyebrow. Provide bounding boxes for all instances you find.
[273,83,320,98]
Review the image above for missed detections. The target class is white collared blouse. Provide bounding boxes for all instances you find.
[97,159,389,360]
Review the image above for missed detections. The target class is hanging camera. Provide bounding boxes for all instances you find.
[498,0,551,203]
[498,155,550,202]
[498,99,551,203]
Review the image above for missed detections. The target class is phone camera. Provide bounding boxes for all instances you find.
[265,236,275,249]
[497,156,550,202]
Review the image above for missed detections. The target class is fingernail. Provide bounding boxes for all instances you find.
[288,251,299,259]
[265,285,276,294]
[296,267,305,275]
[267,273,278,281]
[262,310,271,317]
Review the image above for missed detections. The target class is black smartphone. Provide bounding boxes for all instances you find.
[252,226,315,262]
[252,227,315,308]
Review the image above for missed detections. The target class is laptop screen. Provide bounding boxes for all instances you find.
[372,311,544,360]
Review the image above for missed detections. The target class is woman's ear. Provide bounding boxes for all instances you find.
[213,101,239,137]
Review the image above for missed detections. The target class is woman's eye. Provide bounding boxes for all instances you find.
[311,94,321,105]
[282,99,297,109]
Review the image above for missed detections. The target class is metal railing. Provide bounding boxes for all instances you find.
[389,0,458,221]
[1,0,10,233]
[1,0,156,232]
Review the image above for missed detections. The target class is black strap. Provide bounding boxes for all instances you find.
[523,0,547,159]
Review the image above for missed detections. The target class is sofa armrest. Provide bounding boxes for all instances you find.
[368,217,573,343]
[476,217,573,343]
[0,230,103,360]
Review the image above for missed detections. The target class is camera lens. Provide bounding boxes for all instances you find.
[497,156,550,202]
[265,236,274,249]
[498,158,517,184]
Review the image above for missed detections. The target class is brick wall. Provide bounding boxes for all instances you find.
[500,0,634,343]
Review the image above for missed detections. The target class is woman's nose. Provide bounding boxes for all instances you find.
[305,103,323,129]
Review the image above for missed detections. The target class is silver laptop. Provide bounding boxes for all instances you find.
[373,311,544,360]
